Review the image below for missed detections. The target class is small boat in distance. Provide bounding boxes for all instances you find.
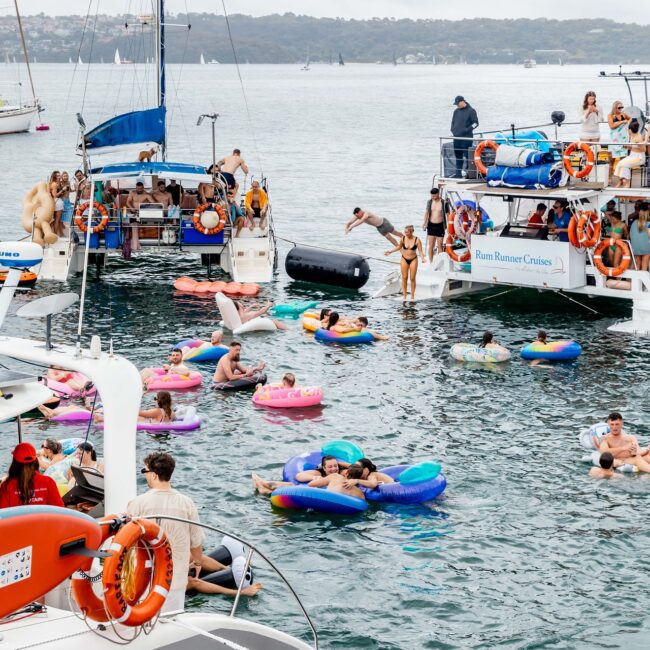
[301,48,310,71]
[200,53,206,65]
[114,48,132,65]
[523,58,537,68]
[339,52,345,66]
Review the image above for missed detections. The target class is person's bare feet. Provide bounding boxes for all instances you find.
[242,583,263,596]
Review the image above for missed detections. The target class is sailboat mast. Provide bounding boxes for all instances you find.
[156,0,167,160]
[13,0,36,103]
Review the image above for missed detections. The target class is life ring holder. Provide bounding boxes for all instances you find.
[452,209,479,240]
[593,238,631,277]
[444,227,471,263]
[74,202,109,234]
[576,211,601,248]
[193,203,227,235]
[563,142,595,179]
[474,140,499,176]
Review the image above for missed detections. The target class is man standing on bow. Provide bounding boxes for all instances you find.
[450,95,479,178]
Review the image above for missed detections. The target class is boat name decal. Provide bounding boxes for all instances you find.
[474,250,552,267]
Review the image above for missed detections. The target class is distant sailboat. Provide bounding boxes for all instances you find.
[200,53,205,65]
[301,49,310,71]
[338,52,344,66]
[77,55,83,65]
[114,48,132,65]
[100,56,104,64]
[209,58,219,64]
[392,52,397,66]
[68,56,73,64]
[5,53,10,65]
[328,53,333,66]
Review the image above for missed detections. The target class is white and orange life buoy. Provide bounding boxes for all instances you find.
[453,209,479,240]
[193,203,227,236]
[563,142,595,179]
[474,140,499,176]
[74,202,109,233]
[576,211,601,248]
[444,231,471,263]
[568,214,581,248]
[593,239,631,277]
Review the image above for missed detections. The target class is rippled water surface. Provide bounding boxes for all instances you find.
[1,63,650,648]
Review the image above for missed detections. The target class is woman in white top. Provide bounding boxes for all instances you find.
[579,91,603,143]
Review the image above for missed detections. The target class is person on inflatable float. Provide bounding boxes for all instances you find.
[479,331,500,349]
[589,452,620,479]
[140,349,190,384]
[252,455,343,495]
[47,367,92,394]
[307,465,366,500]
[596,412,650,472]
[187,555,262,597]
[354,316,389,341]
[233,300,287,330]
[213,341,266,384]
[344,458,395,489]
[181,330,223,360]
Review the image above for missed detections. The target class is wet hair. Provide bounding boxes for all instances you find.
[353,207,361,215]
[230,340,242,348]
[77,442,97,461]
[233,148,241,155]
[537,329,547,343]
[318,455,338,476]
[170,348,182,355]
[599,452,614,470]
[143,452,175,482]
[629,119,640,134]
[326,312,340,330]
[479,331,494,348]
[319,308,331,320]
[607,412,623,422]
[430,188,439,195]
[44,438,62,455]
[4,459,39,505]
[582,91,596,110]
[357,316,368,326]
[346,465,364,479]
[156,391,173,420]
[606,200,616,208]
[136,181,144,187]
[404,224,414,231]
[157,180,166,187]
[536,203,547,212]
[357,458,377,474]
[49,171,60,183]
[611,211,622,221]
[282,373,295,387]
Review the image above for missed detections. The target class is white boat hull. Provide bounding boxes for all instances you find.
[0,105,38,134]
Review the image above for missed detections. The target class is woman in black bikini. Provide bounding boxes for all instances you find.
[384,224,425,300]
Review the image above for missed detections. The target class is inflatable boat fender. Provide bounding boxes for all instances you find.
[285,246,370,289]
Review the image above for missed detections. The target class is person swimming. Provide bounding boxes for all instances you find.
[251,455,341,495]
[307,465,366,499]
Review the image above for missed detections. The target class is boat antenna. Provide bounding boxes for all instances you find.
[13,0,38,111]
[77,112,89,175]
[197,113,219,177]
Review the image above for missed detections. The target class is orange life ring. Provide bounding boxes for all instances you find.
[474,140,499,176]
[563,142,595,179]
[74,202,109,233]
[576,211,601,248]
[193,203,227,235]
[593,239,631,277]
[445,232,471,263]
[101,519,173,627]
[568,215,580,248]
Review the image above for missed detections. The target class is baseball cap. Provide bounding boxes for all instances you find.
[13,442,37,464]
[453,96,465,105]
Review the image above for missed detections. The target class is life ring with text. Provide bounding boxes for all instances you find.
[576,211,601,248]
[563,142,595,179]
[593,239,631,277]
[101,519,173,626]
[193,203,227,235]
[74,202,109,233]
[444,232,471,263]
[474,140,499,176]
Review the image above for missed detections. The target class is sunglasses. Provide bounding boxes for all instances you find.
[140,467,151,474]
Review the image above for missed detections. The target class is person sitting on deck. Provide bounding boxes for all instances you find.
[549,200,571,242]
[236,180,269,236]
[152,180,173,212]
[126,182,155,213]
[527,203,548,230]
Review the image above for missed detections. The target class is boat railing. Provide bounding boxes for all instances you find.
[438,130,650,189]
[140,514,319,649]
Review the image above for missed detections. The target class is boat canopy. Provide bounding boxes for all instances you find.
[84,106,166,150]
[89,161,211,183]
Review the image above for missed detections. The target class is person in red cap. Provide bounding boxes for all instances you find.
[0,442,64,508]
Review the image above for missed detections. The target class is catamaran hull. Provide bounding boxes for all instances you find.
[0,105,38,134]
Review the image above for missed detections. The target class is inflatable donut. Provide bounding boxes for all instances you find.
[271,485,368,515]
[315,328,374,345]
[174,277,197,292]
[450,343,511,363]
[176,339,229,363]
[51,410,93,423]
[302,311,321,332]
[46,372,96,398]
[252,385,323,408]
[144,368,202,391]
[520,340,582,361]
[212,371,267,392]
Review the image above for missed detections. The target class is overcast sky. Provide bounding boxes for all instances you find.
[1,0,647,23]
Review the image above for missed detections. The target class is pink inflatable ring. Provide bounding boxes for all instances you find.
[252,385,323,408]
[144,368,203,391]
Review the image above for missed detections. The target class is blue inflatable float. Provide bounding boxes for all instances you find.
[314,328,374,345]
[520,340,582,361]
[269,301,319,318]
[271,485,368,514]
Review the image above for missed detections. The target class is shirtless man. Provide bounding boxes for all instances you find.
[588,452,620,479]
[345,207,403,246]
[198,169,218,205]
[181,331,223,360]
[423,188,444,262]
[307,465,366,499]
[217,149,249,197]
[597,412,650,471]
[152,180,173,212]
[213,341,265,384]
[126,182,155,213]
[140,349,190,383]
[354,316,389,341]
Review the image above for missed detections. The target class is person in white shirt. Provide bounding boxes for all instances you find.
[579,90,603,143]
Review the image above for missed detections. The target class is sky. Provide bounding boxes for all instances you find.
[0,0,647,23]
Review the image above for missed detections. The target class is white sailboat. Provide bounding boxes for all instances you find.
[114,48,132,65]
[300,49,310,71]
[200,52,205,65]
[77,55,83,64]
[0,0,42,135]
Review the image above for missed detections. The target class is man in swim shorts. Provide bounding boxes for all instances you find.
[345,207,403,246]
[217,149,249,197]
[423,188,445,261]
[140,349,191,383]
[213,341,265,384]
[597,412,650,471]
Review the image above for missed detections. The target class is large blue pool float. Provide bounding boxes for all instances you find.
[520,340,582,361]
[314,328,374,345]
[175,339,229,362]
[271,485,368,514]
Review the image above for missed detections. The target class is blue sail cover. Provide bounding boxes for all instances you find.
[486,163,563,189]
[84,106,166,149]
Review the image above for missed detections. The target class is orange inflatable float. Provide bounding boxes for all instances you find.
[174,277,259,295]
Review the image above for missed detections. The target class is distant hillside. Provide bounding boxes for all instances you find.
[0,13,648,64]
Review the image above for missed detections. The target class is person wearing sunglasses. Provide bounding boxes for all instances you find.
[128,452,204,614]
[608,100,631,163]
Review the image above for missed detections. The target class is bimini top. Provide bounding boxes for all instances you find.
[89,161,212,183]
[84,107,166,150]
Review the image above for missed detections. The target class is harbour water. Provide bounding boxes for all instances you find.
[1,64,650,648]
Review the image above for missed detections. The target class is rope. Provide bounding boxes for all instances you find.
[221,0,264,176]
[63,0,93,118]
[275,235,399,266]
